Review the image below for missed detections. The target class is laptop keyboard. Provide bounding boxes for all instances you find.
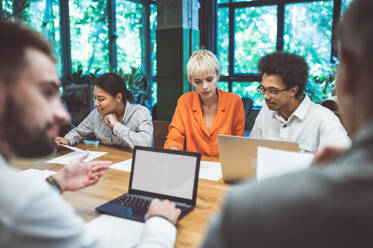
[113,195,151,209]
[112,195,190,212]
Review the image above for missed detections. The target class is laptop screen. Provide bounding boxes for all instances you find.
[131,149,198,200]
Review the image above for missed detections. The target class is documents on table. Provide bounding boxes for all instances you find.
[47,150,107,164]
[110,159,222,181]
[18,168,56,180]
[60,144,85,153]
[86,214,144,248]
[199,161,222,181]
[110,159,132,172]
[257,146,314,181]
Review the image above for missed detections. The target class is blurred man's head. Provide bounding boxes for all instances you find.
[337,0,373,136]
[258,52,308,112]
[0,21,70,158]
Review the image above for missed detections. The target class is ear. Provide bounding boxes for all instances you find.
[115,92,122,103]
[289,85,299,97]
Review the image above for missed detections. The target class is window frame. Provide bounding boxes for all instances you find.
[215,0,342,93]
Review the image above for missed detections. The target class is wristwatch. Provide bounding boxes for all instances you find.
[46,175,63,194]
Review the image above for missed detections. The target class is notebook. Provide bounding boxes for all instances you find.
[218,135,299,183]
[96,146,201,222]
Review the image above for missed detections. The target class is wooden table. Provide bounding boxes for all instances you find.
[10,144,231,248]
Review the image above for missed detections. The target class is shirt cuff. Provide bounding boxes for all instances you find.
[140,216,177,247]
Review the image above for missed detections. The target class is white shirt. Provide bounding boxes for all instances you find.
[250,95,351,152]
[0,155,176,248]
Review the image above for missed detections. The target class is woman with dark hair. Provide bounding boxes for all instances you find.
[55,73,153,149]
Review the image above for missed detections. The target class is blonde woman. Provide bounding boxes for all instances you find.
[164,49,245,157]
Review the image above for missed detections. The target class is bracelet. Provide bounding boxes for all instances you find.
[46,175,63,194]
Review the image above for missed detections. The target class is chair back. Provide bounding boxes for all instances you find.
[153,120,171,148]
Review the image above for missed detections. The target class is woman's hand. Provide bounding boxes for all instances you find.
[55,136,70,146]
[104,113,119,128]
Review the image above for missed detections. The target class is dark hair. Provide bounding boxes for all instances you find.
[0,20,55,85]
[258,52,308,98]
[94,73,134,103]
[338,0,373,71]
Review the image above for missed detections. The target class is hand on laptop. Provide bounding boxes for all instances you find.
[312,146,346,165]
[53,152,111,192]
[145,199,182,225]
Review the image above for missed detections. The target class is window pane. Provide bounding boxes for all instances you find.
[217,0,229,4]
[341,0,353,16]
[116,0,144,74]
[234,6,277,73]
[70,0,109,74]
[151,4,157,76]
[1,0,13,18]
[284,1,333,71]
[232,0,254,2]
[151,81,157,106]
[232,82,264,107]
[217,7,229,76]
[27,0,61,75]
[217,81,229,92]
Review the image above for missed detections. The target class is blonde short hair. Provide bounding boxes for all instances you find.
[186,49,220,81]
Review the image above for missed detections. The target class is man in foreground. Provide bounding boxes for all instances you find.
[0,20,180,247]
[202,0,373,247]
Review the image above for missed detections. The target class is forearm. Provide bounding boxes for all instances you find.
[137,217,177,248]
[112,122,153,149]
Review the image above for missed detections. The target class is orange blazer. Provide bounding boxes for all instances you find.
[164,89,245,157]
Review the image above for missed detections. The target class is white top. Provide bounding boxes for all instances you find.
[0,155,176,248]
[65,101,153,150]
[250,95,351,152]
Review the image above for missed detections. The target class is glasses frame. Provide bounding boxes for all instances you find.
[257,85,290,96]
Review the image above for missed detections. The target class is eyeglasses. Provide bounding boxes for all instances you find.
[257,85,290,96]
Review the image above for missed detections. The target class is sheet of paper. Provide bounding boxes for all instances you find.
[18,168,56,180]
[46,151,107,164]
[85,214,144,248]
[60,144,85,153]
[199,161,222,181]
[257,146,314,181]
[110,159,132,172]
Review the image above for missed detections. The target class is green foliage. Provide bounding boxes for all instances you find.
[305,59,337,103]
[120,67,152,109]
[71,64,99,85]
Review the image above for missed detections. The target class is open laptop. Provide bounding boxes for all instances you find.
[218,135,299,183]
[96,146,201,222]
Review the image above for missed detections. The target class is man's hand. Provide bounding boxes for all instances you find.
[104,113,119,128]
[53,152,111,192]
[145,199,181,225]
[55,136,70,146]
[312,146,346,165]
[169,146,181,151]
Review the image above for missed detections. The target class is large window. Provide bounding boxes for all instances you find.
[1,0,157,107]
[2,0,61,72]
[217,0,347,107]
[70,0,109,73]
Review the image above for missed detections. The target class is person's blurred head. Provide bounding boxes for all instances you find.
[93,73,133,115]
[187,49,220,100]
[337,0,373,136]
[0,20,70,158]
[258,52,308,111]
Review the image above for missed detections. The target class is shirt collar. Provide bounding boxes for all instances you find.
[273,94,311,122]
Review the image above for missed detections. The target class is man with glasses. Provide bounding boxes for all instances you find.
[250,52,350,152]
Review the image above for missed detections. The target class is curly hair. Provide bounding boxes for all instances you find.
[258,52,308,98]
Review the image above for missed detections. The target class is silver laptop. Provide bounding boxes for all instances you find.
[218,135,299,183]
